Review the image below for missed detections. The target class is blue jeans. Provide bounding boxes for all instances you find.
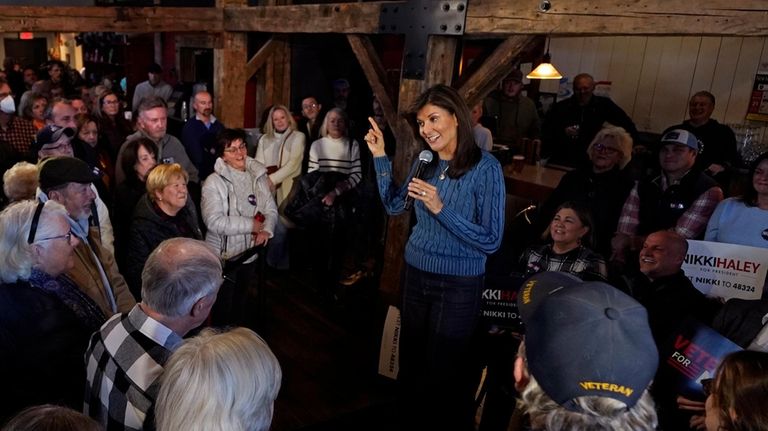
[398,264,483,430]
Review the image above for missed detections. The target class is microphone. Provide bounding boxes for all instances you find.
[404,150,434,210]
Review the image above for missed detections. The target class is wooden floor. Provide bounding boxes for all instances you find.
[252,266,399,431]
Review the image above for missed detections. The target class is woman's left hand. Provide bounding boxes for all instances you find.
[253,231,270,246]
[408,178,443,214]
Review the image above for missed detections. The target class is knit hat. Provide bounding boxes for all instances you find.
[661,129,700,152]
[520,273,658,409]
[31,124,75,155]
[38,156,97,192]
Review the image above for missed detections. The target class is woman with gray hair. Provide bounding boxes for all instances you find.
[0,200,106,421]
[155,327,282,431]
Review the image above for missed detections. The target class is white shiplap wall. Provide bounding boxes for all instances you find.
[538,36,768,133]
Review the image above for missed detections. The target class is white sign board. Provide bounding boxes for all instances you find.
[683,240,768,300]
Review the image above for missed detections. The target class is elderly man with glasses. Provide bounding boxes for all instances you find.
[37,156,134,318]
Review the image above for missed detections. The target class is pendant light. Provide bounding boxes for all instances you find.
[527,36,562,80]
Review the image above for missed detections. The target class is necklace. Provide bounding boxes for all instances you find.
[439,165,449,180]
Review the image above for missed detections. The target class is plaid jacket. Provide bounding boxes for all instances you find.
[521,244,608,282]
[84,305,183,431]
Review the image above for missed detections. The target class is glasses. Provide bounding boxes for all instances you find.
[27,200,45,243]
[302,103,319,110]
[224,143,247,153]
[41,141,72,152]
[701,378,714,397]
[35,229,74,244]
[594,143,620,154]
[103,99,119,105]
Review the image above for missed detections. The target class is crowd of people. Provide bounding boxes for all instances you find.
[0,54,767,431]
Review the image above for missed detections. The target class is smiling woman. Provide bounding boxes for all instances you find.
[124,163,203,299]
[201,128,278,327]
[364,84,505,429]
[521,201,607,282]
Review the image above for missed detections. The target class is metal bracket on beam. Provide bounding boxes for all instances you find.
[379,0,467,80]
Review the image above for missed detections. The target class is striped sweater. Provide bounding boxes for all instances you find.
[373,152,505,276]
[307,136,362,193]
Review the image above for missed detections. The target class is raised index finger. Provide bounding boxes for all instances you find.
[367,116,383,135]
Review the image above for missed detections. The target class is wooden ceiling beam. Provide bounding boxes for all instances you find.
[0,6,221,33]
[465,0,768,37]
[1,1,767,36]
[224,0,768,36]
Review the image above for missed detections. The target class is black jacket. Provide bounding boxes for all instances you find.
[125,194,203,298]
[637,170,718,238]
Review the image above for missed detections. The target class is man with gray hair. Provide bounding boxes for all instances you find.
[84,237,222,431]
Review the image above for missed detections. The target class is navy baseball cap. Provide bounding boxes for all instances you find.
[521,274,658,409]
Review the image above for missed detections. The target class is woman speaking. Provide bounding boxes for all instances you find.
[365,84,505,429]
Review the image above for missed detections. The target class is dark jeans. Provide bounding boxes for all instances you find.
[211,259,257,327]
[398,264,483,431]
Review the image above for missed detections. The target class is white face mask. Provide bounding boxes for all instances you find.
[0,95,15,114]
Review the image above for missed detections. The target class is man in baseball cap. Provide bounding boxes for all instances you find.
[611,127,723,265]
[31,124,75,160]
[514,271,659,430]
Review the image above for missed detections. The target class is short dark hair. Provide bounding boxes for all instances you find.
[2,404,102,431]
[43,97,71,122]
[121,137,158,183]
[542,201,596,247]
[214,128,248,157]
[692,90,715,105]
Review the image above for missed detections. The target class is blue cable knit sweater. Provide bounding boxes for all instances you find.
[373,152,505,276]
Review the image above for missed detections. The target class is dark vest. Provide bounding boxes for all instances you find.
[637,170,717,237]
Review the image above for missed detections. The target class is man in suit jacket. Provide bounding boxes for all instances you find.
[712,298,768,349]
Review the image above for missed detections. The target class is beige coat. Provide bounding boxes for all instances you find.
[254,129,306,206]
[67,227,135,317]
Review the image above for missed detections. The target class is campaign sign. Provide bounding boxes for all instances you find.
[683,240,768,300]
[480,274,525,332]
[662,318,742,400]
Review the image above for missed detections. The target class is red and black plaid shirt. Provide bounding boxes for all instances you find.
[0,116,37,158]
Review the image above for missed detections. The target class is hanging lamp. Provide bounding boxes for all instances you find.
[527,37,562,80]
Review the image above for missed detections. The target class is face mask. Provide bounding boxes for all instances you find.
[0,95,15,114]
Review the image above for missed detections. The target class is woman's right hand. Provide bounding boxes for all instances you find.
[365,117,386,157]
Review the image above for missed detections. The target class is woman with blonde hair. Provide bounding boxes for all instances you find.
[124,163,202,299]
[254,104,305,269]
[156,327,282,431]
[2,161,38,204]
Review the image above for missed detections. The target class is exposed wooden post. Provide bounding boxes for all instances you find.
[424,36,457,88]
[377,36,458,300]
[215,0,248,126]
[265,37,291,108]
